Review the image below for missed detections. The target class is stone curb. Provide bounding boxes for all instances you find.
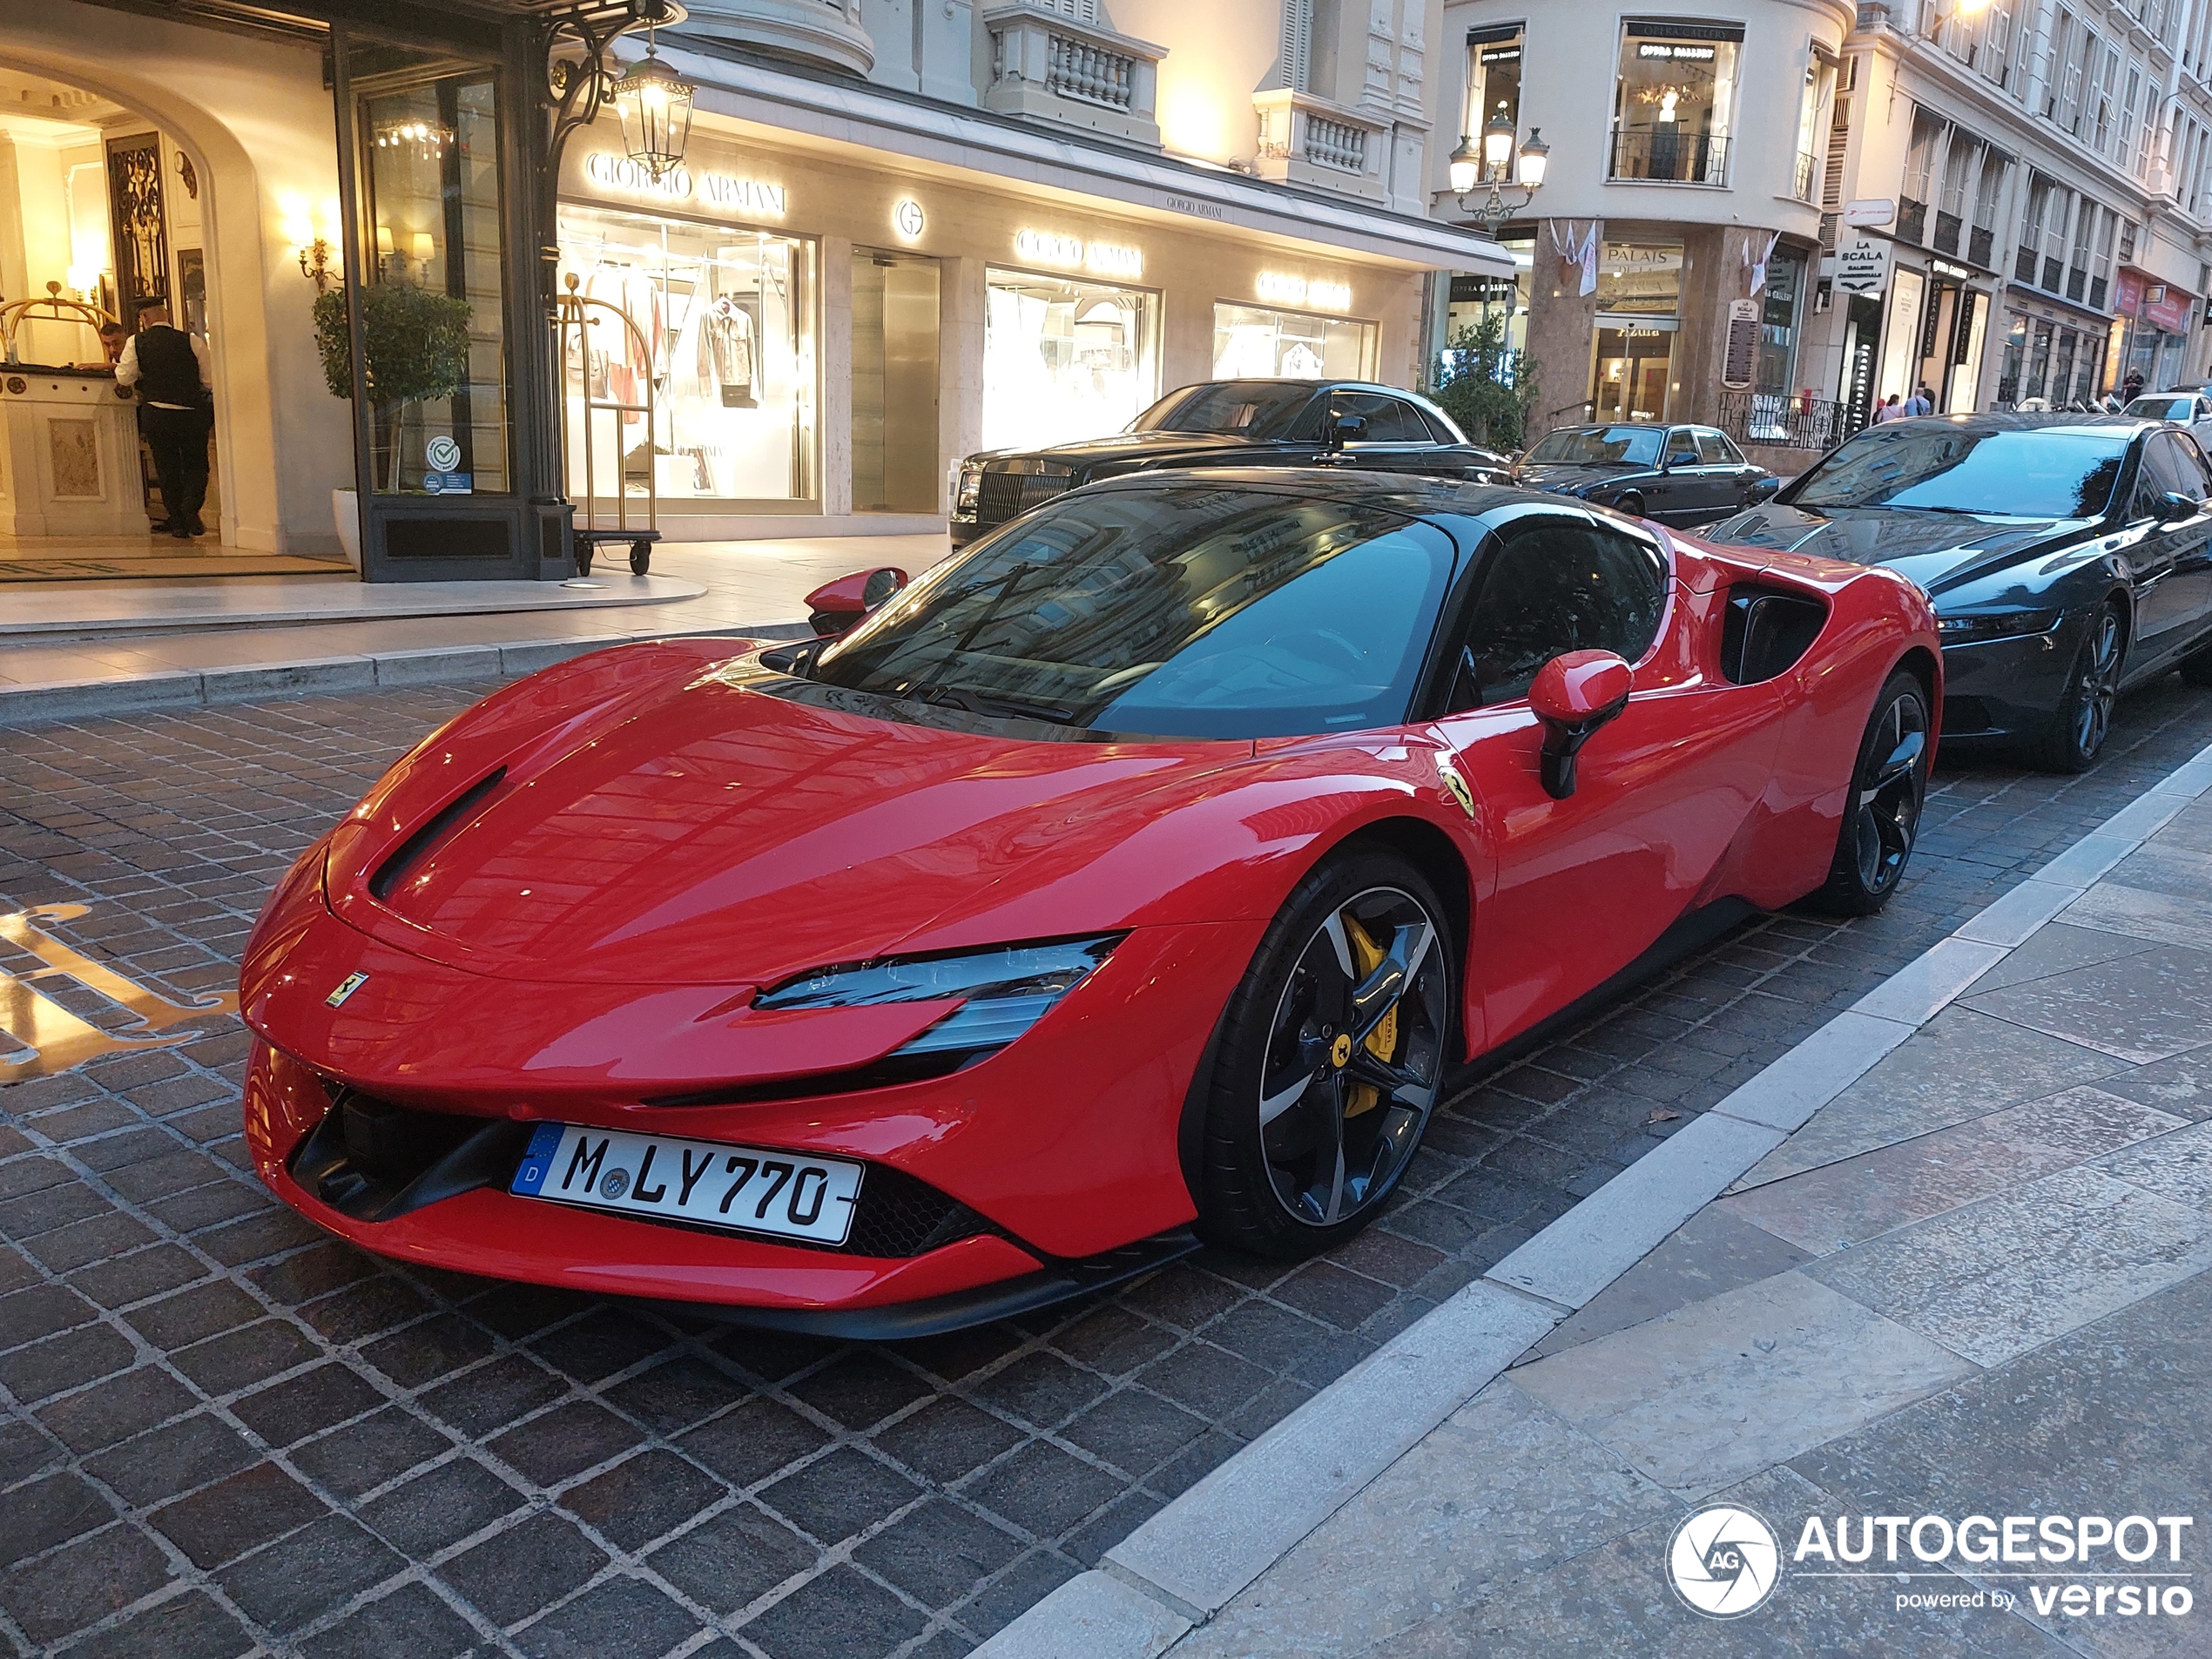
[974,732,2212,1659]
[0,623,812,726]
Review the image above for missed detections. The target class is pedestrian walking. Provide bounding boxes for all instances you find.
[115,297,213,539]
[2122,368,2146,404]
[1871,392,1904,423]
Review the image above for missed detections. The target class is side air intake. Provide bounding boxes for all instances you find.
[368,767,507,902]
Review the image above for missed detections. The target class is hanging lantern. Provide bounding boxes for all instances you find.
[613,46,693,181]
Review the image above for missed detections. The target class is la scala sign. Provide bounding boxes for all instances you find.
[1833,236,1890,299]
[582,151,788,217]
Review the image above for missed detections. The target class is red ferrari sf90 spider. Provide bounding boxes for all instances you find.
[240,472,1938,1336]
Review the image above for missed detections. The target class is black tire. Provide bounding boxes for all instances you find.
[575,540,596,578]
[1616,493,1645,519]
[1812,668,1931,916]
[2033,602,2125,772]
[630,542,652,576]
[1197,848,1453,1259]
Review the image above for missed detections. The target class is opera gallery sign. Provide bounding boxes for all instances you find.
[1834,236,1891,299]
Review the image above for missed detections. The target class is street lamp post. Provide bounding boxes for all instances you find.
[1449,104,1548,235]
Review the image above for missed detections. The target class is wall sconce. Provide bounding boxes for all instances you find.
[286,214,334,291]
[410,233,436,269]
[612,41,694,181]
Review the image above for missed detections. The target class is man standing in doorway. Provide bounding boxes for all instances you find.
[115,297,213,539]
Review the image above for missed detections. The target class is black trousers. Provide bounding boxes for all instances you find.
[142,405,210,530]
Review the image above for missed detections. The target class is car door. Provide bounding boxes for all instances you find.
[1426,510,1782,1045]
[1326,391,1453,475]
[2153,429,2212,658]
[2126,430,2212,669]
[1696,428,1764,515]
[1650,427,1707,523]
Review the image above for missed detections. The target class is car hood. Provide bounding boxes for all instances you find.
[975,430,1276,470]
[1513,461,1646,490]
[1700,502,2099,595]
[320,656,1259,988]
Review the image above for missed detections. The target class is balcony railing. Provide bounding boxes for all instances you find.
[1716,391,1865,452]
[1792,150,1816,201]
[1607,128,1729,186]
[2043,254,2063,290]
[1932,210,1961,254]
[1897,197,1927,242]
[1252,89,1389,201]
[2067,266,2087,301]
[981,4,1164,147]
[2014,245,2037,283]
[1969,225,1993,266]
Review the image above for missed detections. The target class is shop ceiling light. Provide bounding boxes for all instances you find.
[613,44,694,183]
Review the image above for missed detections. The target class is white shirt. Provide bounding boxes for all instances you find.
[114,329,214,411]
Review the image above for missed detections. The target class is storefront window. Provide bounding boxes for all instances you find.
[1467,29,1523,135]
[1997,311,2027,405]
[1212,305,1376,380]
[1610,25,1739,185]
[983,268,1158,450]
[557,202,816,506]
[1592,240,1681,421]
[1756,253,1804,394]
[1878,267,1925,403]
[360,75,509,495]
[1445,236,1532,365]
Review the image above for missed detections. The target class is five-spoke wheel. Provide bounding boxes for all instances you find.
[2036,602,2124,772]
[1816,669,1931,915]
[1197,852,1452,1257]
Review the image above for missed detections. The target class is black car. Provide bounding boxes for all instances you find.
[950,380,1507,547]
[1512,423,1781,526]
[1703,414,2212,772]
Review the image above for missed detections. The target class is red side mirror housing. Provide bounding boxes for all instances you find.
[804,566,908,637]
[1528,651,1633,800]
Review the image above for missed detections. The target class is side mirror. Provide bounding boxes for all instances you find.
[804,566,908,637]
[1527,651,1633,800]
[1750,475,1782,501]
[2159,491,2201,523]
[1325,412,1367,451]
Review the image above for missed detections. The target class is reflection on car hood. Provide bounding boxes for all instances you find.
[327,665,1254,986]
[1513,461,1645,489]
[1700,502,2096,594]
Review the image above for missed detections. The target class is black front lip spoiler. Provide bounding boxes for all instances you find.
[658,1226,1202,1340]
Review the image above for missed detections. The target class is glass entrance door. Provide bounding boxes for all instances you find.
[1591,327,1675,422]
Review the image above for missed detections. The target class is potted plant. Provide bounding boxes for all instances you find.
[315,281,472,564]
[1424,312,1537,455]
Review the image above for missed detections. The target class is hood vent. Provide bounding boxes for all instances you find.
[368,766,508,903]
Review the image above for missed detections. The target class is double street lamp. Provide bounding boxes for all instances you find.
[1449,104,1548,234]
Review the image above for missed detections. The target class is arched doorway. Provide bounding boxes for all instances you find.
[0,58,347,583]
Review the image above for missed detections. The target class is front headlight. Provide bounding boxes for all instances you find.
[955,462,983,514]
[754,936,1120,1057]
[1936,609,2060,643]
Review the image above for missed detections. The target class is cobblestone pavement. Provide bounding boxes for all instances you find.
[3,674,2211,1659]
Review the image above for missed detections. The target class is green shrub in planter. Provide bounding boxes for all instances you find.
[1424,312,1536,455]
[314,282,473,489]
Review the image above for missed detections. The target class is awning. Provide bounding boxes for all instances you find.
[656,43,1516,277]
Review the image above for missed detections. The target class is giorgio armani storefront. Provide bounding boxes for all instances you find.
[556,115,1445,542]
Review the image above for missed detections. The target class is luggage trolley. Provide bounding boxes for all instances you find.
[556,271,661,577]
[0,281,118,362]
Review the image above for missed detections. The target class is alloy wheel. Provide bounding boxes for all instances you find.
[1853,686,1928,898]
[1255,887,1447,1228]
[2074,607,2123,759]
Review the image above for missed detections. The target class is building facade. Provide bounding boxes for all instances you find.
[1439,0,2212,463]
[0,0,1509,588]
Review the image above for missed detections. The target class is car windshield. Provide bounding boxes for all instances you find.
[810,486,1456,739]
[1524,427,1663,467]
[1129,381,1316,440]
[1786,425,2128,519]
[2124,395,2195,421]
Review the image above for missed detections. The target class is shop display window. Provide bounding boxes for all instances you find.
[557,201,816,507]
[1212,305,1376,381]
[1445,238,1532,368]
[359,75,509,495]
[1610,25,1739,185]
[983,268,1158,450]
[1467,28,1523,136]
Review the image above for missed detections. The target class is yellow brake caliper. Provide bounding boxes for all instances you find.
[1340,914,1397,1120]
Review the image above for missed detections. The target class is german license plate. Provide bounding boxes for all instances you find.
[510,1123,863,1246]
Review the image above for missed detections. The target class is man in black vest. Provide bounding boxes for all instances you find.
[115,298,213,539]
